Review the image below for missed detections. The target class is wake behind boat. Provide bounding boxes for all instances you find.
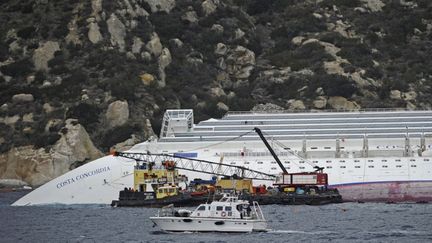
[150,194,267,232]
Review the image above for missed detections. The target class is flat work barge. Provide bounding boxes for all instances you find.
[111,191,221,207]
[112,188,342,207]
[240,191,342,206]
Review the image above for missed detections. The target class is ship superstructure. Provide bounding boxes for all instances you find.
[13,109,432,205]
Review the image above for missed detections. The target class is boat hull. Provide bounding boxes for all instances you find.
[150,216,267,232]
[12,155,134,206]
[332,181,432,202]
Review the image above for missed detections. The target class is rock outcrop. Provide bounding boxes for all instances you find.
[146,33,163,57]
[158,48,172,87]
[202,0,219,16]
[144,0,176,13]
[0,146,54,187]
[32,41,60,71]
[91,0,103,18]
[0,119,103,186]
[361,0,385,12]
[0,179,29,189]
[182,9,198,23]
[313,96,327,109]
[88,21,103,44]
[106,100,129,127]
[390,90,401,100]
[252,103,285,113]
[0,115,20,126]
[12,94,34,103]
[110,134,140,152]
[107,14,126,52]
[132,37,144,54]
[287,99,306,110]
[51,119,103,170]
[225,46,255,80]
[328,96,360,110]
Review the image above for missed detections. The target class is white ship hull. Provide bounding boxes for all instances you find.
[13,156,134,205]
[150,216,267,232]
[13,109,432,205]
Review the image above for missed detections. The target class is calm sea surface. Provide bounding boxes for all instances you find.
[1,191,432,243]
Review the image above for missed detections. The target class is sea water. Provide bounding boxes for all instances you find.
[1,191,432,242]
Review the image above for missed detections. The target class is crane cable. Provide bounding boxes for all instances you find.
[180,130,255,153]
[260,130,318,169]
[178,128,318,170]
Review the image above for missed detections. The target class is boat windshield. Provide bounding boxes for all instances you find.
[220,196,238,202]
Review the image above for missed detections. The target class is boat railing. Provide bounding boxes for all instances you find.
[225,108,429,116]
[158,204,175,217]
[252,201,265,220]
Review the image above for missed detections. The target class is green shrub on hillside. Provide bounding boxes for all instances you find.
[17,26,36,39]
[110,76,143,101]
[269,42,333,71]
[0,58,33,77]
[319,0,361,8]
[338,42,372,69]
[98,123,140,151]
[0,41,8,62]
[312,74,358,98]
[149,11,185,43]
[32,133,61,149]
[66,103,101,130]
[0,123,13,153]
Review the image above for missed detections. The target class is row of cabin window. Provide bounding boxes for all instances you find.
[263,165,417,170]
[317,159,429,163]
[229,159,430,165]
[310,146,426,150]
[264,164,419,170]
[324,165,416,169]
[222,152,292,157]
[277,165,417,169]
[158,188,176,193]
[197,205,232,211]
[310,147,344,150]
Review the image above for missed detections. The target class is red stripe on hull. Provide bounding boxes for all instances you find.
[331,181,432,202]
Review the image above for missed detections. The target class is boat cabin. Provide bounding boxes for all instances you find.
[156,185,180,199]
[189,195,261,219]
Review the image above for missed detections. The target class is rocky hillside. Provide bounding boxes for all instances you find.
[1,0,432,187]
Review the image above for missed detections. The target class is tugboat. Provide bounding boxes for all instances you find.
[150,194,268,232]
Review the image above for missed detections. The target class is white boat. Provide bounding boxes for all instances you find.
[150,194,267,232]
[13,109,432,205]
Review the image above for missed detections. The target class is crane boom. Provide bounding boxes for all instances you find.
[253,127,288,174]
[112,151,276,181]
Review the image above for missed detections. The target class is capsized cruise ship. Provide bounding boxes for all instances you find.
[13,109,432,205]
